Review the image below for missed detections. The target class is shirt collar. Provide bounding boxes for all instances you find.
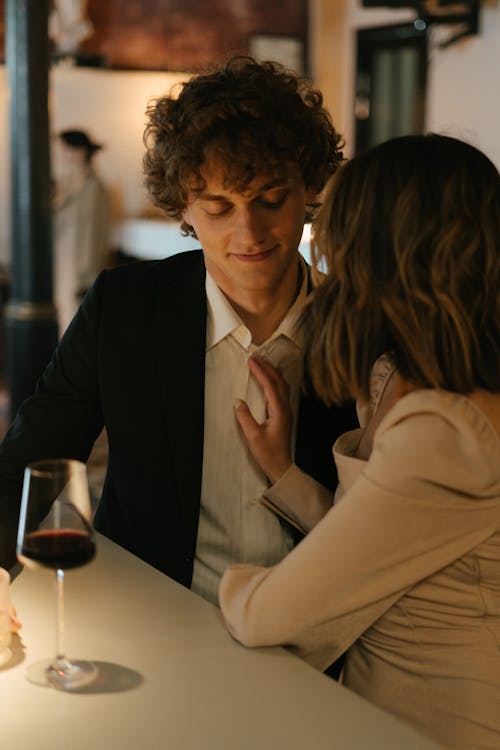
[205,255,309,351]
[206,272,243,350]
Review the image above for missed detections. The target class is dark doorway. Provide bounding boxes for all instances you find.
[354,22,427,154]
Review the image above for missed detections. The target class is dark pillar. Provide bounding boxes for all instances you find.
[5,0,58,422]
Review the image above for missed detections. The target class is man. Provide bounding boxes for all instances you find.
[0,57,357,606]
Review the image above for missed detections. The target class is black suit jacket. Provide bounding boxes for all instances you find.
[0,251,357,583]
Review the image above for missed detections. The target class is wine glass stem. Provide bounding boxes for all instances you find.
[54,568,66,666]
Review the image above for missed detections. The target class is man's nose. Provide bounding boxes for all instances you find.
[234,206,266,248]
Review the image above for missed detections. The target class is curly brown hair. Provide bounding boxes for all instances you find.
[300,133,500,404]
[143,56,344,236]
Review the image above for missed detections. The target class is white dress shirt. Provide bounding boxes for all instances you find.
[191,260,308,604]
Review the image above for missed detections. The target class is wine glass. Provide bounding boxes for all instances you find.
[16,458,98,690]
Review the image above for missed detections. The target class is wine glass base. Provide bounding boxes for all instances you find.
[47,659,98,690]
[26,658,98,690]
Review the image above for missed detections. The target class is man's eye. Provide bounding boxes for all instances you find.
[203,203,231,217]
[259,190,288,208]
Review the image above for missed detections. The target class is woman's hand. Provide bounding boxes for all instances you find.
[234,354,293,483]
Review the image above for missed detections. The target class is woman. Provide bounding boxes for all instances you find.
[219,134,500,750]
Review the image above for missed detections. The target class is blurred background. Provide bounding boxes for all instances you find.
[0,0,496,430]
[0,0,497,274]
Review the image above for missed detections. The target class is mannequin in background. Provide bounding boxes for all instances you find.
[52,129,111,334]
[49,0,93,57]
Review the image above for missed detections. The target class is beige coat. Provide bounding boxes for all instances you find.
[219,389,500,750]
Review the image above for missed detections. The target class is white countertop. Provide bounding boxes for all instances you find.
[2,534,440,750]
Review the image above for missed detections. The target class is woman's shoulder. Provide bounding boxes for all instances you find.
[380,389,500,440]
[369,389,500,498]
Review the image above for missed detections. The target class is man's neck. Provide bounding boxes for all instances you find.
[225,266,303,346]
[230,300,288,346]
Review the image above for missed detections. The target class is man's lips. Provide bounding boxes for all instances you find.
[231,246,277,262]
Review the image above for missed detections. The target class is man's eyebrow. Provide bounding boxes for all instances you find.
[197,178,290,201]
[255,178,291,193]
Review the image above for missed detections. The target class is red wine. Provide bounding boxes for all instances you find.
[20,529,96,570]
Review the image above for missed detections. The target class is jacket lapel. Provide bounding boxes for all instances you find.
[154,251,206,546]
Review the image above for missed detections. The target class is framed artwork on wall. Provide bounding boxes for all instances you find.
[0,0,307,72]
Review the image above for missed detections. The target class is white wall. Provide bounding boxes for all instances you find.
[0,64,187,265]
[426,6,500,169]
[312,0,500,168]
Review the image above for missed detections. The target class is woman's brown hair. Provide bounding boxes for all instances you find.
[301,133,500,404]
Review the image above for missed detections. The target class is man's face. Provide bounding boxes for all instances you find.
[182,159,314,306]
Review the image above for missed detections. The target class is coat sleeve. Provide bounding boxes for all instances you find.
[261,463,334,533]
[219,398,500,670]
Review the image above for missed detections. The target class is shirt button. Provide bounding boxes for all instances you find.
[184,554,193,564]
